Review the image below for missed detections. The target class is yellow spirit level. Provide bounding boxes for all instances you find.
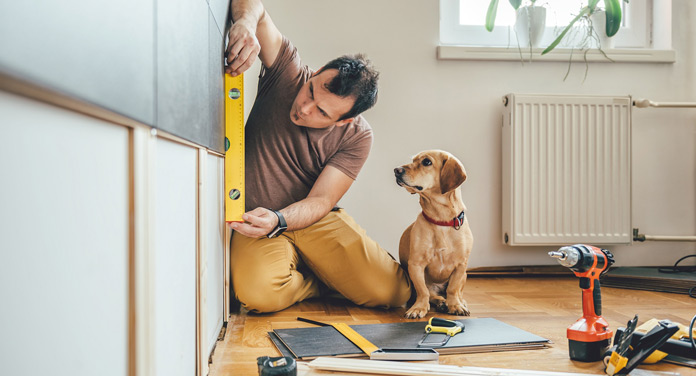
[224,73,245,223]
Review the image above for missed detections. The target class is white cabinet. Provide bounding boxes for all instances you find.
[0,91,228,376]
[0,92,130,376]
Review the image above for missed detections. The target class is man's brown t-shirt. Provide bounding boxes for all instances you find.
[244,37,373,211]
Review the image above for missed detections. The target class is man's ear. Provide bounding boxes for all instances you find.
[311,67,325,78]
[335,118,354,127]
[440,156,467,194]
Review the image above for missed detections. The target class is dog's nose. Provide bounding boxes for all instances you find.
[394,167,405,176]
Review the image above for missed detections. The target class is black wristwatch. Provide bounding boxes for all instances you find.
[266,210,287,238]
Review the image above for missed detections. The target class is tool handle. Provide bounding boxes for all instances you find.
[430,317,458,328]
[580,277,603,316]
[426,317,464,337]
[593,279,602,316]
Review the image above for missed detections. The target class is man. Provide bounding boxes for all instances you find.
[225,0,411,313]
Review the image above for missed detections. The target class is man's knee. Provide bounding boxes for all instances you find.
[234,278,292,313]
[230,235,300,312]
[349,275,412,309]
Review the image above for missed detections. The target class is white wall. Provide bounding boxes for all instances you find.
[249,0,696,268]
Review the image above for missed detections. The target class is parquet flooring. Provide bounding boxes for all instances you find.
[209,276,695,375]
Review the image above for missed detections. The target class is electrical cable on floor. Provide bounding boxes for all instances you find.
[658,254,696,298]
[690,314,696,353]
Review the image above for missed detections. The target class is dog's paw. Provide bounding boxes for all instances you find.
[447,302,470,316]
[404,304,429,319]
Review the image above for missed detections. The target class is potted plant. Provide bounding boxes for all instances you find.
[515,1,547,49]
[486,0,625,53]
[486,0,547,49]
[543,0,626,80]
[486,0,547,60]
[541,0,625,55]
[486,0,626,79]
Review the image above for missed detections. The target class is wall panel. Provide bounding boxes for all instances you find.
[0,91,130,376]
[157,0,211,149]
[208,9,226,152]
[153,139,198,376]
[205,154,226,354]
[0,0,230,152]
[0,0,155,124]
[209,0,230,36]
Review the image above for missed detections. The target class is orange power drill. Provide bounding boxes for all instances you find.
[549,244,615,362]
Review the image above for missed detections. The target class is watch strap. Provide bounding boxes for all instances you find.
[266,210,287,238]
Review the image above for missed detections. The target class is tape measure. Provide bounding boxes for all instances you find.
[257,356,296,376]
[224,73,245,223]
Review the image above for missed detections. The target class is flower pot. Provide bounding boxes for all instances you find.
[589,10,615,49]
[514,6,546,48]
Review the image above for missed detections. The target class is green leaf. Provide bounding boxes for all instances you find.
[509,0,522,10]
[485,0,500,32]
[542,7,591,55]
[604,0,622,36]
[588,0,601,9]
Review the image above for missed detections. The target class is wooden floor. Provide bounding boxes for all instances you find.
[209,276,695,375]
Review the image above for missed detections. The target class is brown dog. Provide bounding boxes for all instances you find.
[394,150,473,319]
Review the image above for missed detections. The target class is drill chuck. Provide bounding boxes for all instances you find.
[548,246,580,268]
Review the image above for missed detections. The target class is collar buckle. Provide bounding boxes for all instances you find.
[453,211,465,230]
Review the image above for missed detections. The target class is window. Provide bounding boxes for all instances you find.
[440,0,650,49]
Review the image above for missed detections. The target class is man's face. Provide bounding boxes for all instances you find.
[290,69,356,129]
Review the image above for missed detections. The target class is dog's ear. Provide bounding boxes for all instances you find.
[440,156,467,194]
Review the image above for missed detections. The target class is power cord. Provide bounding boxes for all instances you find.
[657,255,696,353]
[690,314,696,353]
[658,254,696,298]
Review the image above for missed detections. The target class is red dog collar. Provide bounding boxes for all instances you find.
[422,211,466,230]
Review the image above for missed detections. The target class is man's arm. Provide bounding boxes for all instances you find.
[225,0,283,76]
[230,166,354,238]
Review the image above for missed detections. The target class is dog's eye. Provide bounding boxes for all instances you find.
[422,158,432,166]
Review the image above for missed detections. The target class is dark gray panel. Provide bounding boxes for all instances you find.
[157,0,210,146]
[0,1,155,125]
[209,0,230,36]
[208,10,226,153]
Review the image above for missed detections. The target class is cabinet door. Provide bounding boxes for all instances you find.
[206,155,226,354]
[0,92,129,376]
[153,139,197,376]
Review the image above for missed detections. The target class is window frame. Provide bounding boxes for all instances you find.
[439,0,650,49]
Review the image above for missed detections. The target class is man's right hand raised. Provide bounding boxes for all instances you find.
[226,0,282,75]
[225,18,261,76]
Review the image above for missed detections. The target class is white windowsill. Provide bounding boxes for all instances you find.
[437,45,676,63]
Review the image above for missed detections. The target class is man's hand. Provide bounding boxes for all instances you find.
[228,207,279,238]
[225,19,260,76]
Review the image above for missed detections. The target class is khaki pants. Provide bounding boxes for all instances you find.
[230,209,412,313]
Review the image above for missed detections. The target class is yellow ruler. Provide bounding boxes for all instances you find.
[331,323,380,355]
[224,73,245,223]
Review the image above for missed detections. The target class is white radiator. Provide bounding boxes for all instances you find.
[502,94,632,245]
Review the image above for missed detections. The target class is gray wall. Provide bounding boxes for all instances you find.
[0,0,228,153]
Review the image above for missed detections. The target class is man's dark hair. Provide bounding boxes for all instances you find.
[316,54,379,120]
